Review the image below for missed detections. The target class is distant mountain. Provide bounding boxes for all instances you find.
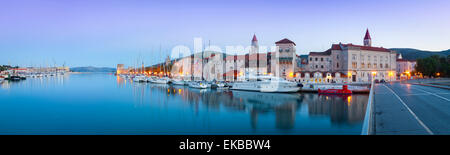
[390,48,450,60]
[70,66,115,72]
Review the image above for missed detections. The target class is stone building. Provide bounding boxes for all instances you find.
[296,29,397,83]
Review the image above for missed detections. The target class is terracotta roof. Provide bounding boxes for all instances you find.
[397,59,416,62]
[275,38,296,46]
[329,43,391,52]
[331,44,342,50]
[364,29,371,40]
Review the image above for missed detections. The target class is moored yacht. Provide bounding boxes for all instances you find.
[171,79,185,85]
[211,81,227,89]
[188,81,208,89]
[151,77,170,84]
[132,75,147,82]
[231,75,299,93]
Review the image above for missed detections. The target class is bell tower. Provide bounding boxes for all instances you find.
[364,29,372,47]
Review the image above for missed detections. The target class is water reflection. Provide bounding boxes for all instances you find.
[1,74,69,90]
[120,76,368,131]
[0,74,369,134]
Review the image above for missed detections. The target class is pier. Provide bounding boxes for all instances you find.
[365,79,450,135]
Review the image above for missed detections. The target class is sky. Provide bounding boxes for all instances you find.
[1,0,449,67]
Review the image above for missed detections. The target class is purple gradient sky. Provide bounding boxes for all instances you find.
[1,0,449,67]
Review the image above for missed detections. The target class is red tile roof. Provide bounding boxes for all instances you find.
[275,38,296,46]
[329,43,391,52]
[397,59,416,62]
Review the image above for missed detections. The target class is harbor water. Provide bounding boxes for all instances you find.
[0,73,368,135]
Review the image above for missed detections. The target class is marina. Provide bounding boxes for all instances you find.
[0,73,369,135]
[1,0,449,153]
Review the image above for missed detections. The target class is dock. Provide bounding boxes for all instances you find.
[365,79,450,135]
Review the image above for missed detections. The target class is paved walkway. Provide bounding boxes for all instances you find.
[373,82,450,135]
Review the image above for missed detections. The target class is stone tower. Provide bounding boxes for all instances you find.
[251,34,258,54]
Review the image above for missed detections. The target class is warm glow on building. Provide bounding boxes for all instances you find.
[388,71,394,77]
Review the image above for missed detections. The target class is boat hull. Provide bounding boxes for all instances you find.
[231,81,299,93]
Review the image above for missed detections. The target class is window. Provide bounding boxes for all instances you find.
[380,64,383,68]
[368,56,371,61]
[374,56,377,61]
[352,54,357,60]
[285,49,290,52]
[321,58,323,61]
[337,55,339,59]
[310,57,312,61]
[315,58,318,61]
[368,63,371,68]
[315,65,318,68]
[361,63,365,68]
[337,63,339,68]
[385,64,389,68]
[352,62,357,68]
[374,63,377,68]
[321,65,324,69]
[279,48,283,52]
[361,55,365,61]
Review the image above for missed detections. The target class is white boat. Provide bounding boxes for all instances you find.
[133,75,147,82]
[151,77,170,84]
[231,75,299,93]
[171,79,185,85]
[0,77,4,84]
[211,82,227,89]
[188,81,208,89]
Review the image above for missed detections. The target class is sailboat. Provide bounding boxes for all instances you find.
[150,45,169,84]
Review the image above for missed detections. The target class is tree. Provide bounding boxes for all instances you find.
[415,55,450,77]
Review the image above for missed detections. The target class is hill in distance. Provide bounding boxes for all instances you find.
[390,48,450,60]
[70,66,116,73]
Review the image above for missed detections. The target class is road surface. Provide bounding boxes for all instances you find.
[373,82,450,135]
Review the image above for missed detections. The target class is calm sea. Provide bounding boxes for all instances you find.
[0,73,368,135]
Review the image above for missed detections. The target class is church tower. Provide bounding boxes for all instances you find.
[364,29,372,47]
[251,34,258,53]
[249,34,260,77]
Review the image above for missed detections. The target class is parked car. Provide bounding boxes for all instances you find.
[380,79,386,83]
[374,79,380,83]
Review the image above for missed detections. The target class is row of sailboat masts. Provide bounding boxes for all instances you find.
[131,46,171,77]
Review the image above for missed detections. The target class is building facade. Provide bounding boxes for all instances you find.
[168,35,299,82]
[296,29,397,83]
